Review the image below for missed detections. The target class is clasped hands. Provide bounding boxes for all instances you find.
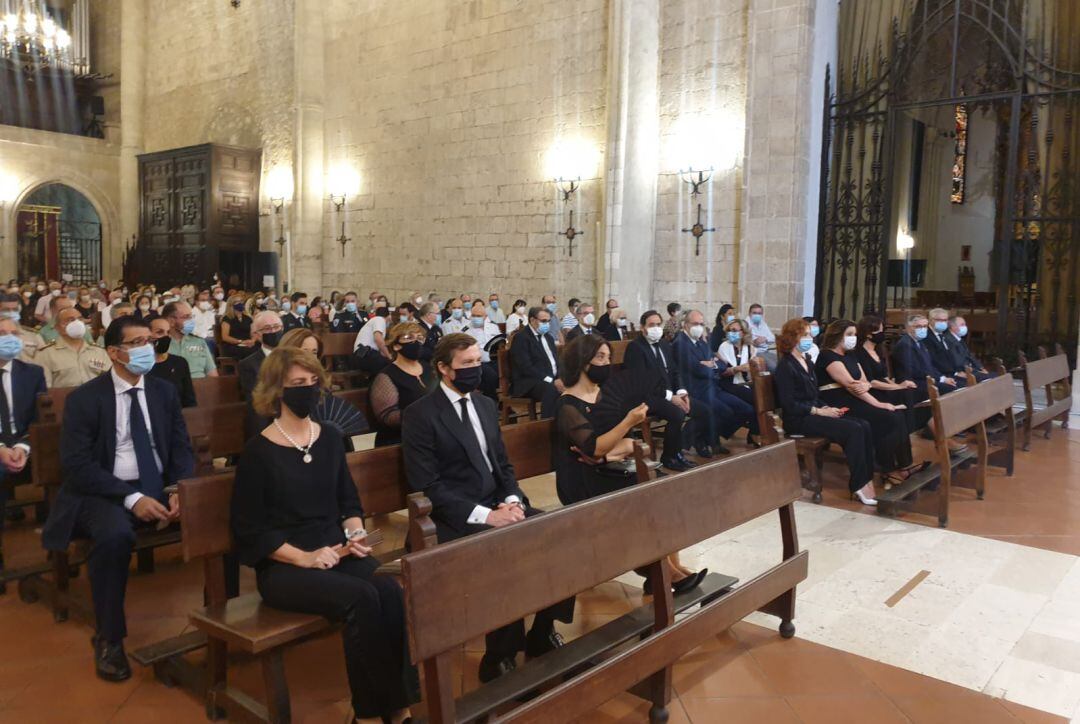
[486,501,525,528]
[132,493,181,524]
[0,446,27,474]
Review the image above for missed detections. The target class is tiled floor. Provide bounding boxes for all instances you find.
[0,421,1076,722]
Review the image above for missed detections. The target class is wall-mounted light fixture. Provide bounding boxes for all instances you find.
[546,137,598,257]
[262,166,294,256]
[896,228,915,254]
[326,162,360,255]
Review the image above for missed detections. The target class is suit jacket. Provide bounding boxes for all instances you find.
[672,331,723,399]
[773,353,821,429]
[238,348,266,400]
[595,312,614,337]
[0,359,46,448]
[509,327,559,396]
[281,313,311,332]
[947,333,982,372]
[564,325,596,343]
[924,331,959,375]
[42,373,194,550]
[418,320,442,362]
[623,336,683,394]
[401,387,525,537]
[601,324,627,342]
[890,334,945,384]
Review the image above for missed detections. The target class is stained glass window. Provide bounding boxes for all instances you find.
[950,103,968,204]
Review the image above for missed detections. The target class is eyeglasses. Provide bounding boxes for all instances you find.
[397,334,427,343]
[259,325,284,334]
[118,337,151,349]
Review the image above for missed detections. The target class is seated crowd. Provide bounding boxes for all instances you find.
[0,276,994,723]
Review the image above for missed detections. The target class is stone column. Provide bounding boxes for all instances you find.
[290,0,326,295]
[602,0,661,317]
[741,0,819,323]
[116,0,146,281]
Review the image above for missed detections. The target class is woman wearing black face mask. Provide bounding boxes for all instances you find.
[369,322,431,447]
[233,347,417,724]
[854,315,927,432]
[554,335,705,594]
[146,317,196,407]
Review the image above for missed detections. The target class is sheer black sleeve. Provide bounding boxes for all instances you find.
[369,371,403,429]
[557,399,600,457]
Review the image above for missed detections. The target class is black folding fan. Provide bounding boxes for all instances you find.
[315,392,370,438]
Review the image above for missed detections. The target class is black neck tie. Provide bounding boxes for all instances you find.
[458,397,472,430]
[652,344,667,369]
[0,368,12,442]
[126,388,164,500]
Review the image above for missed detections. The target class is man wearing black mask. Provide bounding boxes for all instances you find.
[147,317,196,407]
[240,311,285,437]
[402,334,574,684]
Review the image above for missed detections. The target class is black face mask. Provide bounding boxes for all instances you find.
[261,331,282,349]
[870,331,886,345]
[451,365,483,394]
[153,337,171,355]
[585,363,611,385]
[398,341,423,360]
[281,383,320,418]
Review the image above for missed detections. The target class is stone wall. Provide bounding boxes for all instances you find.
[319,0,608,305]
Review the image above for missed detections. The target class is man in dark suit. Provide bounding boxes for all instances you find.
[671,310,755,457]
[0,317,48,592]
[594,298,618,337]
[947,315,992,381]
[402,333,574,683]
[508,306,562,418]
[564,301,597,343]
[280,291,312,332]
[923,307,969,385]
[600,306,630,342]
[42,316,193,682]
[416,302,443,363]
[890,314,961,395]
[623,310,695,471]
[239,311,284,438]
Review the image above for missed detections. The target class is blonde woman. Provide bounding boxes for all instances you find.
[219,295,254,359]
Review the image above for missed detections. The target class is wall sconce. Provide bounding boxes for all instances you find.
[679,166,713,197]
[546,137,597,258]
[327,162,360,212]
[896,228,915,254]
[262,166,293,256]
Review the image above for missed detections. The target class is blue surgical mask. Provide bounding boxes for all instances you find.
[958,325,968,337]
[915,327,928,340]
[726,331,741,345]
[0,310,20,322]
[345,302,358,313]
[296,304,308,315]
[124,343,156,376]
[181,319,196,335]
[0,334,24,360]
[451,308,463,320]
[470,316,485,328]
[546,303,557,314]
[537,321,551,335]
[750,313,763,325]
[489,300,499,310]
[798,337,814,353]
[725,315,735,324]
[933,321,947,333]
[809,325,820,337]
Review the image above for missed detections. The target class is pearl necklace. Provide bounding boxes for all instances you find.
[273,418,316,463]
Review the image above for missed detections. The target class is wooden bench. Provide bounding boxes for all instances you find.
[191,375,241,407]
[748,357,828,502]
[877,373,1016,526]
[319,332,366,389]
[496,343,538,425]
[1019,351,1072,450]
[215,356,239,377]
[404,441,808,723]
[965,369,1017,476]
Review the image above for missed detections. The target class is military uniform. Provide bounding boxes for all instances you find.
[39,320,94,345]
[17,326,46,362]
[168,334,217,379]
[330,311,363,334]
[35,336,112,388]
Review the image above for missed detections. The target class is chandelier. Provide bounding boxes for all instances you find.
[0,9,74,70]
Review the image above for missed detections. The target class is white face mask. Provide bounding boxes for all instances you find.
[515,306,525,314]
[414,297,423,306]
[689,324,705,340]
[198,301,212,311]
[617,318,628,328]
[213,292,224,301]
[843,335,858,351]
[582,313,596,326]
[645,326,663,343]
[65,319,87,339]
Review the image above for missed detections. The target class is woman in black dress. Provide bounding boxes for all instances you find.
[369,322,430,447]
[773,318,878,505]
[219,295,254,360]
[554,335,705,593]
[147,317,196,407]
[815,319,915,483]
[232,347,415,724]
[133,294,158,323]
[854,315,927,430]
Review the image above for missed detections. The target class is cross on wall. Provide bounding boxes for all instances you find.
[681,203,715,256]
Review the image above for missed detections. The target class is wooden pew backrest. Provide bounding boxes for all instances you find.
[182,403,248,459]
[191,376,241,407]
[346,445,408,517]
[933,373,1015,438]
[403,441,803,662]
[500,418,554,480]
[179,472,236,561]
[1024,354,1070,391]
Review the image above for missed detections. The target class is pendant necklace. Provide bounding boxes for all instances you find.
[274,418,316,463]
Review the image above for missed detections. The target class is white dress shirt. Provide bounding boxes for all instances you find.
[439,382,520,525]
[487,306,507,324]
[465,319,501,362]
[192,305,217,339]
[441,316,468,335]
[0,361,30,454]
[717,341,758,385]
[505,312,526,334]
[748,318,776,352]
[111,370,163,510]
[354,315,387,352]
[531,327,557,382]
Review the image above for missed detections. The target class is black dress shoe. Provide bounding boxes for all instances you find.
[695,445,714,458]
[746,433,762,449]
[675,453,697,469]
[92,636,131,682]
[673,569,708,595]
[661,457,689,472]
[715,442,732,455]
[478,655,517,683]
[525,630,565,659]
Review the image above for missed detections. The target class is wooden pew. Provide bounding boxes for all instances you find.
[403,441,807,723]
[319,332,366,389]
[877,373,1016,526]
[748,357,827,502]
[966,369,1017,476]
[1019,351,1072,450]
[191,375,241,407]
[215,356,238,377]
[496,342,538,425]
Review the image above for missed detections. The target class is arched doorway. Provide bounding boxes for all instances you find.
[816,0,1080,363]
[16,183,103,284]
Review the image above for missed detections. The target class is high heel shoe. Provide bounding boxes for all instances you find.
[852,489,877,506]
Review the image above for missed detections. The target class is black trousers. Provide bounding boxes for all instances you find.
[646,397,687,461]
[72,496,138,643]
[257,556,417,720]
[787,414,875,493]
[435,506,575,661]
[523,380,560,419]
[820,392,913,472]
